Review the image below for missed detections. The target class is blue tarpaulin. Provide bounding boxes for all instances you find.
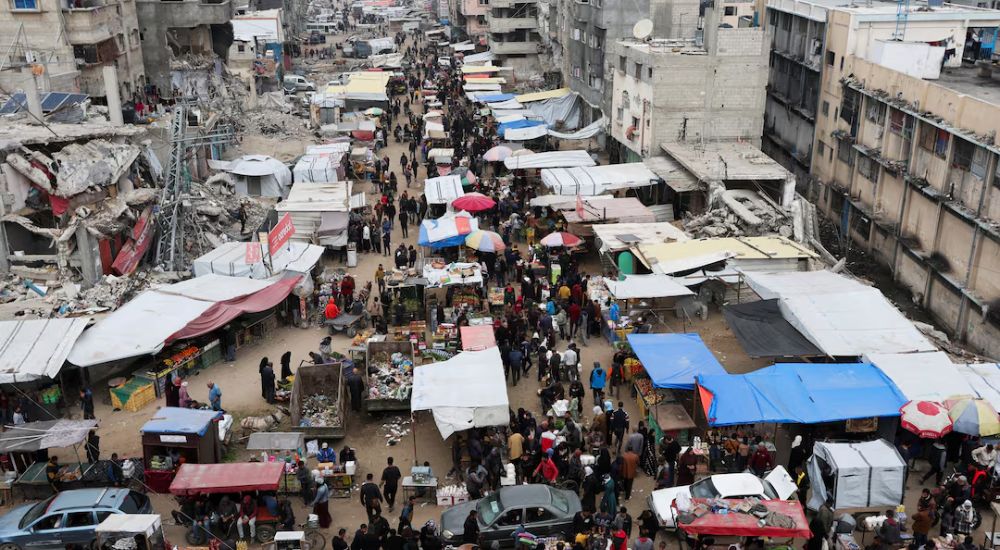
[418,223,466,248]
[498,119,546,138]
[141,407,223,436]
[697,363,907,426]
[627,333,726,389]
[479,93,516,103]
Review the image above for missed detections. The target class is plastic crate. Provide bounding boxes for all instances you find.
[436,495,454,506]
[111,380,156,412]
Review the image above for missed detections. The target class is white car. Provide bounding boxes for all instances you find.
[437,56,451,68]
[647,466,797,529]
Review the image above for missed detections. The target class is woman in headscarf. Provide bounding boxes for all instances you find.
[311,472,331,528]
[788,435,806,471]
[178,381,191,408]
[596,447,612,478]
[600,474,617,514]
[258,357,270,398]
[638,424,659,477]
[280,351,293,380]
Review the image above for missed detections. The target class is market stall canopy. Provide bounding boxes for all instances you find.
[192,241,324,279]
[807,439,905,511]
[591,222,689,254]
[460,325,496,351]
[461,65,502,74]
[246,432,306,451]
[958,363,1000,411]
[697,362,906,426]
[745,271,935,357]
[541,163,658,196]
[530,194,614,208]
[498,119,546,139]
[462,51,496,64]
[722,300,822,358]
[95,515,161,538]
[562,197,655,225]
[68,274,301,367]
[324,72,391,101]
[679,499,811,538]
[643,156,701,193]
[419,211,479,248]
[515,88,570,103]
[626,333,726,390]
[503,150,596,170]
[292,151,345,183]
[422,261,484,287]
[170,462,284,496]
[636,236,817,275]
[141,407,223,436]
[0,319,88,382]
[0,419,98,453]
[865,351,975,402]
[464,83,503,92]
[411,346,508,438]
[424,175,465,204]
[548,117,606,141]
[604,274,693,299]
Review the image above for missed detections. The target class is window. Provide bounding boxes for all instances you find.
[647,67,653,79]
[724,5,736,15]
[821,101,829,117]
[497,509,522,526]
[237,43,246,53]
[34,515,63,531]
[115,33,125,51]
[817,140,827,158]
[526,508,555,522]
[830,190,845,216]
[865,100,886,124]
[95,511,113,524]
[837,138,855,167]
[953,138,989,177]
[12,0,38,9]
[840,88,860,125]
[619,56,626,71]
[826,50,835,66]
[634,63,642,79]
[66,512,95,528]
[858,155,878,181]
[889,109,914,139]
[854,214,872,238]
[631,116,639,129]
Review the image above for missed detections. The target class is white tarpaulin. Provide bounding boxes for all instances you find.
[411,347,509,438]
[463,83,502,92]
[424,175,464,204]
[604,274,694,299]
[505,125,548,141]
[293,153,343,183]
[68,275,278,367]
[549,117,606,140]
[866,351,976,402]
[504,150,596,170]
[541,163,658,195]
[0,319,88,382]
[744,271,935,357]
[523,92,581,130]
[958,363,1000,410]
[462,51,496,64]
[807,439,905,511]
[591,222,690,253]
[488,99,523,110]
[422,262,483,287]
[192,241,324,279]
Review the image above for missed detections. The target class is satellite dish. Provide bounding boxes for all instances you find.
[633,19,654,40]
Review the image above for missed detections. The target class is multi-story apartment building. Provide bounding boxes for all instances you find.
[451,0,488,43]
[136,0,233,95]
[810,33,1000,356]
[609,8,769,161]
[0,0,145,100]
[763,0,1000,192]
[486,0,544,78]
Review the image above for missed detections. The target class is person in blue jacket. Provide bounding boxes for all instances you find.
[589,362,607,407]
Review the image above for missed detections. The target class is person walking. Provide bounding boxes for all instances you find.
[261,361,276,404]
[258,357,270,398]
[462,510,480,544]
[381,457,402,513]
[399,209,408,238]
[311,475,331,528]
[589,362,607,407]
[610,402,630,454]
[360,473,384,522]
[621,449,639,500]
[207,382,222,411]
[80,388,95,419]
[280,351,293,380]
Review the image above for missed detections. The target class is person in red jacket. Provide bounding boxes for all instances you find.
[749,443,774,476]
[534,450,559,483]
[568,302,582,339]
[324,299,341,320]
[340,275,355,305]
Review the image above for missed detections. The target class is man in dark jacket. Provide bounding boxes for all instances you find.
[360,473,384,522]
[610,402,630,453]
[462,510,480,544]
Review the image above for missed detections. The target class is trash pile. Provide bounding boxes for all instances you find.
[379,416,410,446]
[299,393,343,428]
[367,351,414,401]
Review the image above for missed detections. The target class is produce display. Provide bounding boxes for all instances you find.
[299,393,343,428]
[634,378,663,405]
[625,357,643,378]
[368,351,415,401]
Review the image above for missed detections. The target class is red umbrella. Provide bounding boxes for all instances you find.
[899,400,953,439]
[540,231,583,248]
[452,192,496,212]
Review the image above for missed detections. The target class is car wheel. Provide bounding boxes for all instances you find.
[256,524,276,543]
[1,543,22,550]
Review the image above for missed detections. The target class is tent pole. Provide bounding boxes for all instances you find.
[411,412,418,463]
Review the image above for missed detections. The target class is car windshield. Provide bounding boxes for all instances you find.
[761,480,780,500]
[550,491,569,513]
[477,494,503,525]
[689,478,719,499]
[19,497,53,529]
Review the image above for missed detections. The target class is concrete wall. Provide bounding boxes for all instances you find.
[136,0,233,93]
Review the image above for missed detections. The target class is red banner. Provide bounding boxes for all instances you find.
[267,213,295,254]
[245,242,263,264]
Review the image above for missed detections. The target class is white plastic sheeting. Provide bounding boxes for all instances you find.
[68,275,277,367]
[293,152,344,183]
[462,50,496,64]
[276,181,353,247]
[192,241,324,279]
[0,319,89,382]
[523,92,581,130]
[222,155,292,198]
[411,346,509,438]
[504,125,548,141]
[504,150,596,170]
[807,439,906,511]
[604,275,694,299]
[541,163,658,195]
[744,271,935,357]
[958,363,1000,410]
[866,351,976,402]
[549,117,606,140]
[424,175,465,204]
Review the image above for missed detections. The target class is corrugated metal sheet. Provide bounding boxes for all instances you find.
[515,87,570,103]
[0,319,89,382]
[637,236,816,274]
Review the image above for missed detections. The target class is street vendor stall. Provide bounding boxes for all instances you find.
[3,419,98,499]
[246,432,306,494]
[411,347,508,439]
[460,325,496,351]
[676,498,812,547]
[601,275,694,343]
[141,408,223,493]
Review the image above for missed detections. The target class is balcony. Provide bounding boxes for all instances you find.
[62,4,121,44]
[488,0,536,8]
[489,40,540,54]
[487,17,537,32]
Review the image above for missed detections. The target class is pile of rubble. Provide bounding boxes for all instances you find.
[238,109,313,139]
[0,269,180,318]
[177,177,272,260]
[683,186,793,238]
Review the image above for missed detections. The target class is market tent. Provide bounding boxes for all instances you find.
[541,163,658,196]
[167,274,301,341]
[411,347,508,438]
[0,319,89,383]
[679,499,811,538]
[292,151,344,183]
[192,241,324,279]
[478,93,516,103]
[591,222,689,254]
[220,155,292,198]
[958,363,1000,410]
[498,119,545,138]
[276,181,353,247]
[422,262,484,287]
[722,300,822,357]
[246,432,305,451]
[604,274,693,299]
[866,351,976,402]
[142,407,223,437]
[807,439,905,511]
[745,271,935,357]
[626,333,726,390]
[697,362,906,426]
[503,150,596,170]
[505,124,549,141]
[460,325,496,351]
[562,197,656,225]
[424,175,465,204]
[68,274,297,367]
[548,117,606,140]
[0,419,98,453]
[418,211,479,249]
[170,463,284,496]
